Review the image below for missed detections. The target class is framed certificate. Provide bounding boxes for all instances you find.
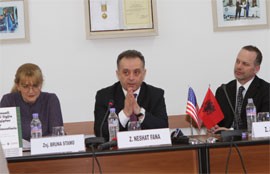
[84,0,158,39]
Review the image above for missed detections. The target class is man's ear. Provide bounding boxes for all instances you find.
[142,69,147,80]
[116,70,120,80]
[255,65,260,74]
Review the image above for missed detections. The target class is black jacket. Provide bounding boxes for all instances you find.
[216,76,269,129]
[94,82,168,141]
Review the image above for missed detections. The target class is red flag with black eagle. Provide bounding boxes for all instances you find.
[198,88,224,129]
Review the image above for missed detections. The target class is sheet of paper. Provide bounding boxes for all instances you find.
[122,0,153,29]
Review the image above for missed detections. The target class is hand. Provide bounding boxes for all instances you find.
[132,99,141,115]
[123,88,136,117]
[207,125,230,134]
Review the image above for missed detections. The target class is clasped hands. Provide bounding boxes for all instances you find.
[123,88,141,118]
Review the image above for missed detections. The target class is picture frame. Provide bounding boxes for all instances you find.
[212,0,269,31]
[0,0,29,43]
[84,0,158,39]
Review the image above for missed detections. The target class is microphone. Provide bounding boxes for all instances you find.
[85,137,105,147]
[170,128,189,144]
[97,140,117,150]
[100,100,114,139]
[85,100,114,147]
[221,84,239,130]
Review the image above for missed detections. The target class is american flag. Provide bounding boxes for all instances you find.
[186,87,202,129]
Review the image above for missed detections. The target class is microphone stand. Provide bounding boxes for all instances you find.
[222,84,239,130]
[188,116,201,144]
[190,117,194,136]
[85,101,113,147]
[99,108,110,141]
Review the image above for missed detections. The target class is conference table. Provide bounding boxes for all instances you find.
[204,137,270,173]
[7,136,270,174]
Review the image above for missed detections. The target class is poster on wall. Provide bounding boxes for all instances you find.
[0,0,29,43]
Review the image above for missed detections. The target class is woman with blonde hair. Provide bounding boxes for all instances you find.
[0,63,63,141]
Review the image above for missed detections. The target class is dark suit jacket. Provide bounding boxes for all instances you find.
[94,82,168,141]
[216,76,270,129]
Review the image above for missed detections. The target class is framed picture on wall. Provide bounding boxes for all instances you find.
[0,0,29,43]
[212,0,269,31]
[84,0,158,39]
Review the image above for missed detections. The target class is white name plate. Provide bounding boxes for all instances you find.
[252,121,270,138]
[117,128,172,149]
[4,148,23,158]
[31,134,85,155]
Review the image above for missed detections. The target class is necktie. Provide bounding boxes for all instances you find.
[130,94,138,121]
[235,86,245,129]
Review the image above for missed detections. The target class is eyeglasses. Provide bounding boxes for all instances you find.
[20,84,40,91]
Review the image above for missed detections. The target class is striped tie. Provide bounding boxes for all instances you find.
[235,86,245,129]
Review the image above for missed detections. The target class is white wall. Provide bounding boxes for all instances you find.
[1,0,269,123]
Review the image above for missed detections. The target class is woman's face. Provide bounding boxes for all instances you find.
[16,77,41,104]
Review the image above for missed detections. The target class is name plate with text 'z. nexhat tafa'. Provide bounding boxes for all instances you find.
[117,128,172,149]
[31,134,85,155]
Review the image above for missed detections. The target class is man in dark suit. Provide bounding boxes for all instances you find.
[235,1,242,19]
[210,45,269,133]
[94,50,168,141]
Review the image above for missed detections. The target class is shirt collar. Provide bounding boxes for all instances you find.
[236,77,254,95]
[122,87,141,97]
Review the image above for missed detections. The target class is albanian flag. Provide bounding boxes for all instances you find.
[198,88,224,129]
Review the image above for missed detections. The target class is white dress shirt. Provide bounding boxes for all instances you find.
[118,88,146,128]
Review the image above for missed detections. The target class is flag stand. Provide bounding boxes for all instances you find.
[190,117,194,136]
[188,117,201,144]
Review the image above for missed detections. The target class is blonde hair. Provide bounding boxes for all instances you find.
[11,63,43,93]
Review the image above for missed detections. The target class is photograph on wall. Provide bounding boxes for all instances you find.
[0,0,29,42]
[212,0,269,31]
